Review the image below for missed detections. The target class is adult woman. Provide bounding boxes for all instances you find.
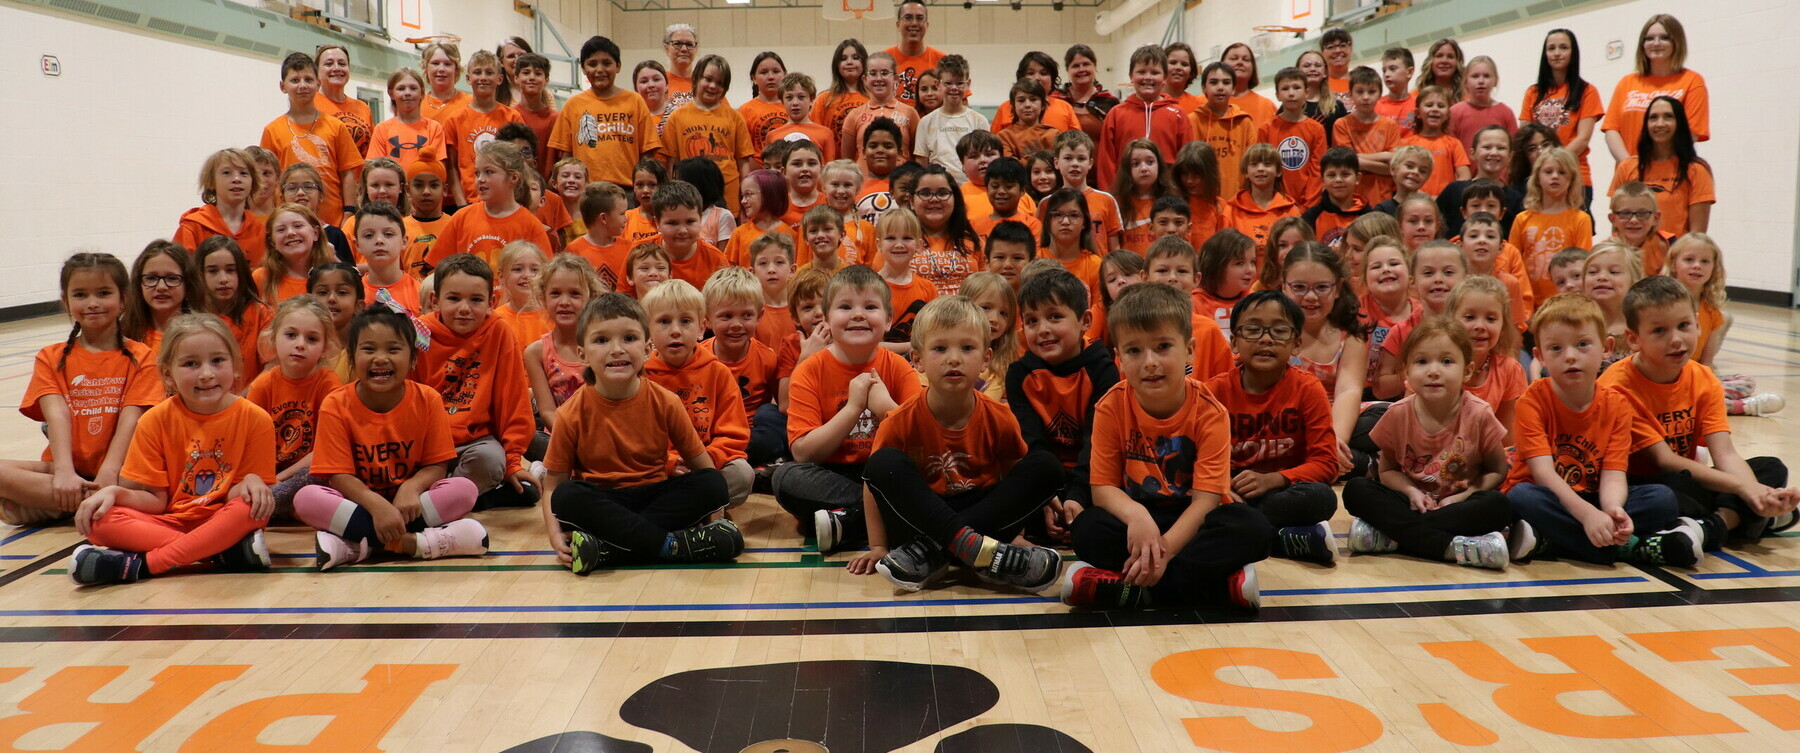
[1520,29,1603,195]
[812,39,870,141]
[1221,42,1276,129]
[1604,14,1708,162]
[495,36,532,106]
[1507,123,1560,198]
[662,24,700,110]
[315,44,372,154]
[1060,44,1118,144]
[909,165,983,295]
[1415,39,1465,103]
[1610,96,1713,234]
[989,51,1081,132]
[634,60,673,134]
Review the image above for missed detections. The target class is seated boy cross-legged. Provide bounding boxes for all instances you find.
[1064,283,1273,610]
[1504,293,1697,567]
[854,296,1066,592]
[1602,276,1799,549]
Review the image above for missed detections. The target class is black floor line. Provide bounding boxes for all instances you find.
[0,543,76,590]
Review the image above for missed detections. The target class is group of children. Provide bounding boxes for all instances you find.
[5,12,1795,612]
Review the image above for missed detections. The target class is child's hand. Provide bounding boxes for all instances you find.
[1607,507,1633,543]
[1406,488,1435,513]
[1736,481,1783,516]
[847,545,887,575]
[508,468,538,493]
[91,470,118,495]
[1122,518,1167,587]
[1435,490,1471,509]
[799,322,831,359]
[848,372,878,407]
[52,467,86,512]
[73,487,119,537]
[545,518,572,565]
[1335,441,1355,475]
[1229,471,1287,501]
[865,372,893,405]
[393,489,423,524]
[1043,498,1083,541]
[237,475,275,521]
[370,500,409,548]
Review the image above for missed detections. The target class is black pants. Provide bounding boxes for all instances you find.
[551,471,726,562]
[1070,501,1271,606]
[770,461,867,544]
[1243,481,1339,528]
[1631,456,1788,537]
[748,403,788,467]
[1342,403,1388,479]
[1342,478,1514,561]
[864,447,1060,547]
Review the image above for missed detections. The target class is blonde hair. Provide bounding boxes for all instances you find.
[1358,234,1410,279]
[749,231,797,264]
[1583,240,1645,287]
[536,252,607,301]
[641,278,705,319]
[467,49,501,73]
[477,141,534,206]
[876,207,924,239]
[421,42,463,75]
[1346,212,1399,248]
[959,272,1020,381]
[198,148,259,206]
[496,240,548,278]
[703,266,765,311]
[261,294,338,370]
[1668,232,1725,309]
[157,313,240,387]
[821,159,863,184]
[909,295,989,353]
[1524,147,1582,211]
[260,203,333,302]
[1448,275,1517,356]
[1390,145,1433,186]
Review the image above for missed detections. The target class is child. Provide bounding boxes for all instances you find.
[1038,188,1105,305]
[260,52,362,226]
[666,55,756,215]
[245,296,341,514]
[1374,240,1466,399]
[624,158,667,244]
[1606,182,1673,279]
[1344,318,1514,568]
[1460,212,1532,330]
[1097,46,1186,185]
[1376,48,1417,132]
[192,236,270,389]
[874,208,939,353]
[245,146,281,219]
[428,142,554,270]
[307,263,363,380]
[1372,145,1434,215]
[511,53,559,176]
[1448,56,1517,155]
[1063,283,1271,609]
[1301,146,1372,248]
[773,265,924,553]
[1335,66,1402,207]
[415,254,538,508]
[913,55,989,180]
[1256,66,1327,205]
[839,53,919,165]
[547,36,663,189]
[1113,140,1174,254]
[855,296,1064,591]
[1440,129,1519,237]
[1168,143,1227,248]
[367,67,448,172]
[968,155,1040,242]
[445,51,523,207]
[1504,293,1693,567]
[493,240,551,351]
[1358,236,1419,382]
[1342,213,1400,287]
[1187,62,1256,199]
[404,157,451,277]
[1149,195,1192,243]
[1510,146,1593,303]
[348,158,415,245]
[801,204,850,274]
[1400,86,1471,198]
[1580,241,1644,367]
[984,221,1037,291]
[750,233,798,348]
[724,170,796,267]
[353,202,422,317]
[999,79,1057,159]
[739,52,790,161]
[1549,247,1589,295]
[960,272,1021,402]
[651,181,729,290]
[781,141,827,225]
[1397,194,1445,256]
[956,131,1021,220]
[1007,268,1118,535]
[1603,276,1798,548]
[0,254,159,525]
[122,242,202,357]
[1225,143,1300,247]
[1144,237,1236,380]
[776,267,832,412]
[1204,291,1341,564]
[1192,229,1258,336]
[701,267,785,468]
[1025,150,1059,201]
[1610,96,1714,236]
[567,182,634,293]
[176,149,267,261]
[257,204,334,306]
[549,158,589,239]
[626,242,672,298]
[1054,131,1124,250]
[849,119,906,223]
[770,73,836,162]
[640,280,755,509]
[275,162,352,262]
[1448,276,1525,440]
[68,314,277,585]
[421,41,469,122]
[822,160,878,260]
[525,255,605,447]
[1090,250,1147,344]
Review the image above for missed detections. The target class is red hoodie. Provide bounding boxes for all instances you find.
[174,205,267,265]
[416,312,535,477]
[643,345,750,470]
[1097,94,1193,184]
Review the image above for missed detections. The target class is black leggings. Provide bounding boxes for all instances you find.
[551,471,727,562]
[1342,478,1513,561]
[864,448,1060,547]
[1243,481,1339,528]
[1632,456,1789,536]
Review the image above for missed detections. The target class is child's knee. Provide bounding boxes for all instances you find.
[453,439,506,490]
[1627,483,1678,519]
[1215,502,1275,542]
[721,459,754,507]
[426,476,481,521]
[549,480,597,516]
[292,484,346,529]
[862,447,913,486]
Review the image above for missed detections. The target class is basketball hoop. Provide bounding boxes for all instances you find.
[1252,25,1309,38]
[823,0,891,21]
[404,34,463,47]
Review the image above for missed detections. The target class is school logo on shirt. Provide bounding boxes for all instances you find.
[1553,431,1602,489]
[438,353,485,413]
[1277,136,1310,171]
[271,399,317,468]
[855,191,893,225]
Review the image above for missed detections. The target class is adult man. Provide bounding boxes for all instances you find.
[886,1,946,108]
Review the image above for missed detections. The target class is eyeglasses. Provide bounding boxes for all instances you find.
[1612,210,1656,221]
[915,188,954,201]
[1233,323,1298,342]
[142,274,185,289]
[283,182,321,193]
[1050,212,1085,224]
[666,40,696,49]
[1322,41,1351,51]
[940,80,967,91]
[1284,282,1336,299]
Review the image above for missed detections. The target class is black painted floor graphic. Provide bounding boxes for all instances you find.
[499,660,1093,753]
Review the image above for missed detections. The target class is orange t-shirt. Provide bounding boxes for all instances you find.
[545,380,706,488]
[548,88,665,187]
[516,103,560,176]
[757,304,794,350]
[668,241,729,291]
[567,234,634,293]
[424,91,471,124]
[885,273,940,344]
[811,91,869,143]
[1521,83,1604,185]
[839,216,879,266]
[970,211,1042,247]
[416,313,534,477]
[1600,355,1731,476]
[1232,90,1278,131]
[224,303,273,389]
[998,122,1060,160]
[1608,157,1715,236]
[1089,378,1231,506]
[444,103,523,201]
[873,391,1028,496]
[840,101,922,164]
[120,397,276,522]
[1118,198,1159,255]
[1332,115,1403,205]
[1609,231,1674,282]
[406,212,453,277]
[1375,93,1417,134]
[21,340,161,477]
[174,206,267,266]
[1462,353,1527,423]
[365,275,423,316]
[1399,132,1470,197]
[1193,287,1245,336]
[1256,116,1327,205]
[664,103,757,215]
[1503,382,1655,493]
[252,268,311,305]
[738,98,790,161]
[622,207,660,245]
[702,337,780,417]
[259,114,364,226]
[643,348,750,469]
[425,201,554,269]
[786,347,924,466]
[1225,190,1301,248]
[366,117,448,170]
[1188,105,1258,198]
[310,380,457,495]
[495,305,551,355]
[769,122,837,162]
[1509,208,1594,302]
[1185,196,1228,250]
[959,184,1037,227]
[536,192,575,243]
[1696,302,1724,362]
[886,46,947,107]
[245,366,344,470]
[315,93,374,154]
[913,235,984,296]
[1204,365,1339,484]
[1048,251,1104,308]
[1080,187,1125,245]
[724,221,799,267]
[1189,311,1236,382]
[1604,70,1710,154]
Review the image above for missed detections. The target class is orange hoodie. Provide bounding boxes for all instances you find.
[416,312,534,477]
[1097,94,1193,184]
[643,345,750,470]
[1225,189,1301,247]
[174,205,267,265]
[1187,103,1257,197]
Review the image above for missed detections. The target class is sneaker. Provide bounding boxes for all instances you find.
[1276,522,1335,564]
[1507,519,1546,562]
[670,519,746,563]
[875,538,952,591]
[813,507,849,553]
[1347,517,1398,554]
[1059,561,1149,609]
[529,460,547,482]
[0,499,64,527]
[1227,564,1260,610]
[976,542,1062,592]
[314,532,369,571]
[567,530,622,575]
[213,530,271,572]
[475,481,540,511]
[1448,532,1509,570]
[416,519,490,560]
[1741,393,1786,417]
[1694,512,1728,551]
[1770,510,1799,534]
[68,545,146,585]
[1621,524,1702,569]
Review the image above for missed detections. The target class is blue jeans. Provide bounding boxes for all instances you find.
[748,402,787,466]
[1507,482,1677,564]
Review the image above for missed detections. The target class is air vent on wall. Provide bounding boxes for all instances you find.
[146,16,185,35]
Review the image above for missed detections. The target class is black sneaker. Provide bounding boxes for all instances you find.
[475,481,540,511]
[812,506,863,553]
[1621,525,1701,569]
[976,542,1062,592]
[1694,513,1728,552]
[212,530,271,572]
[69,545,147,586]
[1276,522,1336,564]
[875,538,952,591]
[568,531,623,575]
[670,519,746,563]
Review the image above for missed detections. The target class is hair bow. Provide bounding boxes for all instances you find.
[373,288,432,352]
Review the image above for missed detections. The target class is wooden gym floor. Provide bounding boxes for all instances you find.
[1,303,1798,752]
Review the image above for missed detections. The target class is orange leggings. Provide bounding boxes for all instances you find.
[86,499,265,574]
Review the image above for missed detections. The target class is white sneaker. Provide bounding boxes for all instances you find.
[530,460,548,482]
[1449,532,1509,570]
[416,518,490,560]
[1742,393,1786,417]
[314,532,368,571]
[1347,517,1398,553]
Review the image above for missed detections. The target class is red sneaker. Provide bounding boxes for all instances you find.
[1058,561,1149,609]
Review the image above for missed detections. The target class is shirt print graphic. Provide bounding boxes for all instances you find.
[182,438,234,502]
[438,353,486,414]
[66,371,127,438]
[1400,435,1474,500]
[1532,97,1573,129]
[1278,136,1311,171]
[925,449,975,494]
[1122,429,1198,503]
[576,110,641,148]
[270,398,317,467]
[383,133,430,160]
[1553,431,1602,489]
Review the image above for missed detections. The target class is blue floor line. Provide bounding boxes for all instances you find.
[1265,574,1645,596]
[0,528,42,547]
[1712,551,1769,574]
